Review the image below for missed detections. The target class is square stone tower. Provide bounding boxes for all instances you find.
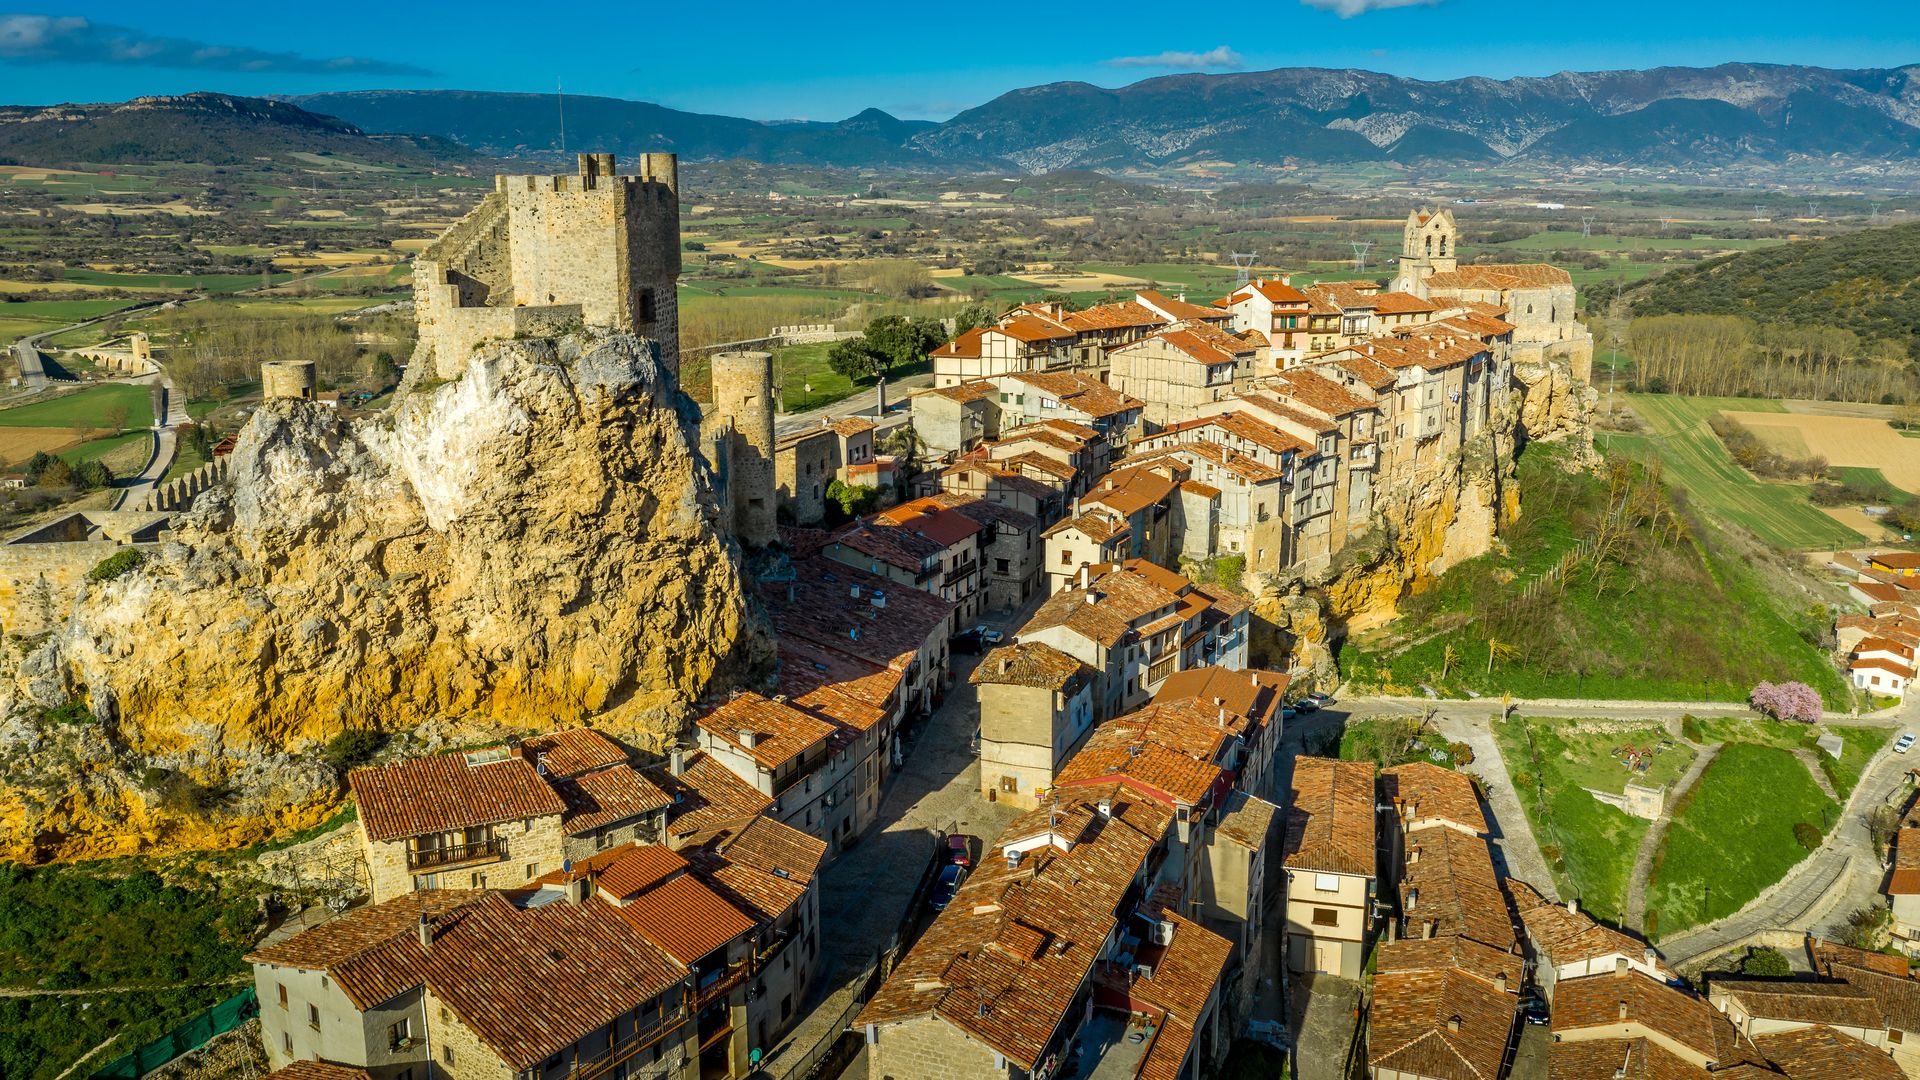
[412,153,683,380]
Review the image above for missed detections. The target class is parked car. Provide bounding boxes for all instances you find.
[951,629,984,655]
[1521,999,1550,1026]
[1282,706,1298,720]
[947,834,976,868]
[1307,691,1336,706]
[1897,733,1916,755]
[1293,699,1319,714]
[980,628,1005,645]
[929,864,965,911]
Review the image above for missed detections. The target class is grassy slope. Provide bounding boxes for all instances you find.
[1645,742,1837,937]
[0,384,155,430]
[1494,717,1652,923]
[1339,446,1851,705]
[1601,394,1861,549]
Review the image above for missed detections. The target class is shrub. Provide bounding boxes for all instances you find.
[87,548,148,583]
[1793,822,1822,850]
[1448,741,1475,766]
[1749,680,1823,723]
[1740,946,1792,977]
[1680,714,1704,743]
[1540,844,1565,868]
[42,700,94,726]
[322,729,384,775]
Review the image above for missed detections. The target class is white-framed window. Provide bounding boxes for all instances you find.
[1314,873,1340,892]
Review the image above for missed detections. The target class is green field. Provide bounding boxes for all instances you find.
[1493,231,1785,253]
[60,269,292,294]
[0,384,154,430]
[59,431,150,468]
[1684,715,1891,800]
[1645,742,1838,937]
[1832,466,1912,500]
[1601,395,1862,549]
[1495,718,1661,922]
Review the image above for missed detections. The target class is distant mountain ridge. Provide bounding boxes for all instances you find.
[292,63,1920,172]
[0,92,473,167]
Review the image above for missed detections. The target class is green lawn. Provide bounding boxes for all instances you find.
[1506,717,1695,795]
[1645,742,1837,938]
[0,299,137,322]
[0,384,154,430]
[1833,466,1912,500]
[1601,395,1861,549]
[58,431,149,467]
[1494,717,1653,923]
[0,317,54,347]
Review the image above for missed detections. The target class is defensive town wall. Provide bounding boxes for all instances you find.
[0,511,171,637]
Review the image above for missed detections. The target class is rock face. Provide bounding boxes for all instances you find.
[0,332,768,861]
[1515,355,1600,463]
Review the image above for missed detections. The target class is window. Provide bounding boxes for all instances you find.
[1060,549,1074,565]
[277,983,287,1008]
[307,1003,320,1029]
[282,1033,293,1056]
[1892,1029,1906,1045]
[635,287,656,322]
[597,828,614,850]
[996,559,1009,574]
[1314,873,1340,892]
[782,994,793,1021]
[389,1018,412,1050]
[1311,908,1340,927]
[444,1045,456,1066]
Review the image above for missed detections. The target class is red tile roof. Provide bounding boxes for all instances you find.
[351,751,566,843]
[1285,757,1377,877]
[697,692,836,770]
[553,764,673,835]
[518,728,627,779]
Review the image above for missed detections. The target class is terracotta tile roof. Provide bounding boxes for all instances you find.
[679,814,826,924]
[972,642,1095,691]
[1001,450,1078,482]
[1124,441,1286,485]
[1382,761,1487,835]
[1232,278,1309,305]
[1890,826,1920,894]
[250,890,690,1070]
[553,763,673,835]
[1041,510,1128,544]
[759,558,954,674]
[1368,963,1516,1080]
[1126,908,1235,1080]
[1142,410,1313,459]
[1180,480,1222,498]
[1437,311,1518,338]
[1059,300,1167,333]
[1214,788,1281,849]
[1137,290,1233,324]
[1083,463,1178,515]
[926,378,999,402]
[1268,369,1376,417]
[1871,552,1920,570]
[612,870,759,964]
[1117,325,1255,367]
[856,785,1176,1069]
[994,315,1076,344]
[1810,937,1913,979]
[1334,354,1399,390]
[1819,957,1920,1033]
[1400,826,1515,950]
[1003,371,1143,419]
[1424,263,1573,290]
[1851,656,1914,678]
[1021,561,1183,648]
[988,428,1084,454]
[548,842,689,900]
[1027,418,1101,441]
[927,491,1040,534]
[1510,879,1667,977]
[1858,582,1907,605]
[643,750,774,841]
[1546,1038,1709,1080]
[931,327,987,359]
[1372,291,1439,316]
[1055,699,1235,807]
[1554,970,1753,1065]
[1752,1024,1904,1080]
[1710,978,1885,1029]
[774,638,896,732]
[1284,757,1377,877]
[827,416,876,437]
[831,499,982,571]
[698,692,836,770]
[518,728,627,779]
[268,1064,373,1080]
[350,752,566,843]
[1152,665,1288,731]
[1378,934,1524,986]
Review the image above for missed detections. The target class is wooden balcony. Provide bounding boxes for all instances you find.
[406,836,507,871]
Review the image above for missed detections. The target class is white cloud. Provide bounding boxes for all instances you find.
[0,14,433,75]
[1106,46,1245,72]
[1300,0,1441,17]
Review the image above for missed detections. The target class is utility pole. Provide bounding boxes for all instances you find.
[1351,240,1372,274]
[1230,252,1257,289]
[558,79,567,155]
[1581,216,1595,239]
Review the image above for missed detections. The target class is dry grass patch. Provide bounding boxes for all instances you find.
[1723,410,1920,493]
[0,427,81,465]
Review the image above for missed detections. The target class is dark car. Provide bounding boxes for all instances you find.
[947,834,976,868]
[929,864,965,911]
[1521,1000,1549,1026]
[951,629,984,655]
[1293,699,1319,714]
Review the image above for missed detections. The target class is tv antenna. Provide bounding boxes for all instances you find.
[1351,240,1372,273]
[1580,216,1595,239]
[557,79,567,155]
[1230,252,1257,289]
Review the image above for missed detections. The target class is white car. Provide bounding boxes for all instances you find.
[1896,733,1916,755]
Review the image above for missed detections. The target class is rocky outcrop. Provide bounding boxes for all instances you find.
[0,331,769,862]
[1515,354,1600,464]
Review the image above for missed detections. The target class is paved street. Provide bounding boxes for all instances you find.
[1430,713,1560,899]
[753,608,1025,1078]
[773,373,928,438]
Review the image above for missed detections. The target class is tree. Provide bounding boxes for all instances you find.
[103,403,130,436]
[1841,902,1894,951]
[862,315,945,374]
[953,302,1001,336]
[826,338,886,382]
[1739,946,1792,978]
[826,479,880,521]
[1749,680,1823,723]
[71,460,113,491]
[1869,804,1903,855]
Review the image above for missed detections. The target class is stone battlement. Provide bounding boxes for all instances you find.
[412,152,682,380]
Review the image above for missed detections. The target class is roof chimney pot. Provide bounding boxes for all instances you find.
[416,913,432,950]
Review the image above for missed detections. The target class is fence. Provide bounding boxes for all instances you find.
[93,987,258,1079]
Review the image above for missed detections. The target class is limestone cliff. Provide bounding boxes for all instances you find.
[1255,388,1557,690]
[0,331,769,861]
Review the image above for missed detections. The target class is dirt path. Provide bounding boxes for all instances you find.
[0,974,249,998]
[1792,747,1840,801]
[1624,741,1720,933]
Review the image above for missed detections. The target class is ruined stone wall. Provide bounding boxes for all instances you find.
[262,361,317,401]
[776,429,834,527]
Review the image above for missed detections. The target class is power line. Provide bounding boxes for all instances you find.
[1230,252,1257,289]
[1351,240,1372,273]
[1581,216,1596,239]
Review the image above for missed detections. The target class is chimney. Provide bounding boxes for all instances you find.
[416,913,432,950]
[1084,592,1097,606]
[1643,947,1657,966]
[566,872,592,905]
[1407,888,1418,911]
[1614,957,1629,976]
[1098,798,1112,817]
[739,729,760,749]
[1494,973,1507,994]
[999,656,1012,675]
[1567,898,1579,916]
[1446,1015,1461,1033]
[1078,564,1090,589]
[670,749,686,776]
[1218,707,1227,727]
[1617,1000,1629,1021]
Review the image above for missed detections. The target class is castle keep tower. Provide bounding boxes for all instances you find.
[412,152,683,380]
[706,351,778,549]
[261,360,317,400]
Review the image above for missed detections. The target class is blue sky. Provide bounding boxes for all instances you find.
[0,2,1916,121]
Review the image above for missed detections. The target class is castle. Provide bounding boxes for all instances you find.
[411,153,778,547]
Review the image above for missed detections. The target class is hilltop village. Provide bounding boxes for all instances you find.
[13,154,1907,1080]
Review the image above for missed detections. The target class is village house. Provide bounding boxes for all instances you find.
[1040,508,1133,596]
[1115,441,1289,572]
[856,785,1233,1080]
[912,380,1000,456]
[250,810,827,1080]
[822,497,984,634]
[349,729,678,903]
[1366,935,1521,1080]
[928,316,1074,386]
[983,370,1145,452]
[937,458,1065,524]
[1885,799,1920,953]
[1017,559,1249,720]
[1064,463,1180,574]
[927,491,1044,612]
[1550,964,1765,1073]
[1283,757,1377,979]
[1151,665,1288,799]
[1218,278,1313,367]
[1708,977,1892,1052]
[1811,937,1920,1074]
[973,641,1099,809]
[1508,881,1670,1003]
[771,417,880,527]
[1106,323,1263,429]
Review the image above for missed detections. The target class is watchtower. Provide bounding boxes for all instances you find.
[261,360,317,401]
[412,152,683,380]
[706,351,777,549]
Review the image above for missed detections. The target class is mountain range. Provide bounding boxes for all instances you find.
[6,62,1920,174]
